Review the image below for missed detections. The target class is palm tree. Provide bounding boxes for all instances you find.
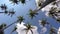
[29,9,38,19]
[38,0,56,10]
[23,23,35,34]
[0,23,7,34]
[9,0,19,4]
[4,10,8,14]
[0,4,7,10]
[56,18,60,22]
[48,7,57,17]
[0,16,24,34]
[40,19,49,27]
[52,1,57,5]
[48,7,60,22]
[50,27,57,34]
[19,0,25,4]
[2,16,24,30]
[0,9,15,17]
[8,9,15,17]
[33,0,56,12]
[17,16,24,24]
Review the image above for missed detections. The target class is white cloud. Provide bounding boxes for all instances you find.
[16,22,39,34]
[38,20,47,34]
[35,0,46,9]
[40,27,47,34]
[45,11,49,17]
[41,4,53,12]
[57,27,60,34]
[35,0,60,12]
[38,20,43,27]
[41,2,59,17]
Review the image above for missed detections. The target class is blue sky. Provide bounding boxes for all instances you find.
[0,0,60,34]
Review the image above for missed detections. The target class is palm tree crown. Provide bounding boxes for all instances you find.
[17,16,24,24]
[23,23,35,34]
[29,9,38,19]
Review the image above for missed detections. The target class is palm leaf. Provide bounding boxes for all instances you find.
[30,29,33,34]
[50,27,56,34]
[0,23,6,29]
[29,9,38,19]
[9,0,19,4]
[19,0,25,4]
[22,23,34,34]
[17,16,24,24]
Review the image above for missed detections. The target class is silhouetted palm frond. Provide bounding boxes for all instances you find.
[0,9,15,17]
[23,23,34,34]
[48,7,60,22]
[19,0,25,4]
[0,4,7,10]
[39,0,56,9]
[29,9,38,19]
[9,0,19,4]
[17,16,24,24]
[8,10,15,17]
[40,19,49,26]
[4,10,8,14]
[48,7,58,19]
[50,27,57,34]
[56,18,60,22]
[0,30,4,34]
[0,23,7,34]
[0,23,6,29]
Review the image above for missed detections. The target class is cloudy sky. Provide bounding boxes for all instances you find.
[16,22,39,34]
[0,0,60,34]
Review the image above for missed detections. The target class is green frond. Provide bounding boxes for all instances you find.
[17,16,24,24]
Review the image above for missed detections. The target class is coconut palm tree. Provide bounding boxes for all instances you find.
[17,16,24,24]
[22,23,35,34]
[0,4,7,10]
[9,0,19,4]
[48,7,60,22]
[48,7,57,17]
[0,9,15,17]
[35,0,45,9]
[38,0,56,10]
[2,16,24,31]
[29,9,38,19]
[0,16,24,34]
[40,19,49,27]
[4,10,8,14]
[8,9,15,17]
[49,27,57,34]
[0,23,7,34]
[34,0,56,12]
[19,0,25,4]
[56,18,60,22]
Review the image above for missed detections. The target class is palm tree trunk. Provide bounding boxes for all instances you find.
[34,0,56,12]
[26,30,28,34]
[30,29,33,34]
[3,20,18,30]
[0,12,4,13]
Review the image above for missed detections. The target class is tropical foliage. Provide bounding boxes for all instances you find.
[0,0,60,34]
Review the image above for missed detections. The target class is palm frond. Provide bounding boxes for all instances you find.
[50,27,57,34]
[19,0,25,4]
[17,16,24,24]
[9,0,19,4]
[29,9,38,19]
